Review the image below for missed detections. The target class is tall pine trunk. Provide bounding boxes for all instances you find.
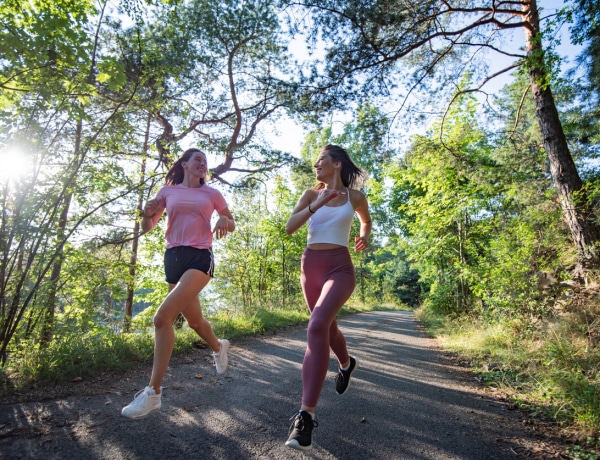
[523,0,600,271]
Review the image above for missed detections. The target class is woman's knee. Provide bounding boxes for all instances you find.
[307,316,329,337]
[153,314,169,330]
[153,306,177,329]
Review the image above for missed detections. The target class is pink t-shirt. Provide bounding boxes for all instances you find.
[150,184,228,249]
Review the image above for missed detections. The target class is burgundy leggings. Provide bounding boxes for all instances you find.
[300,247,355,408]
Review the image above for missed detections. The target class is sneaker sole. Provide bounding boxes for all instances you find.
[336,357,359,395]
[121,406,161,419]
[285,439,312,451]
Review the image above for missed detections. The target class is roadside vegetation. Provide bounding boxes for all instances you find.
[417,287,600,457]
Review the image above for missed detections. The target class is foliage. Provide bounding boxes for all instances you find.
[1,329,155,393]
[208,306,311,339]
[388,75,577,318]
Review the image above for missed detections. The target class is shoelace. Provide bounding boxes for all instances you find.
[131,389,149,406]
[289,412,318,433]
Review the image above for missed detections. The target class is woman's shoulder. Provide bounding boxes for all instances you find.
[301,188,319,199]
[200,185,228,206]
[348,188,365,199]
[155,184,173,196]
[348,188,367,207]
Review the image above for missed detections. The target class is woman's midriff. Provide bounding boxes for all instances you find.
[307,243,346,250]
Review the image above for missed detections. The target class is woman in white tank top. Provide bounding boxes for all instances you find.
[284,144,372,451]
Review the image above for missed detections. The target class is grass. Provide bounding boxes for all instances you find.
[415,303,600,455]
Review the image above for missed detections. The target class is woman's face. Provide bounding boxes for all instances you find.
[183,151,208,178]
[313,152,340,181]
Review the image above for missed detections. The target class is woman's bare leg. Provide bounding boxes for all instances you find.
[149,269,211,393]
[181,293,220,352]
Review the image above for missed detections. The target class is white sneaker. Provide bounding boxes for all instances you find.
[212,339,230,374]
[121,386,162,419]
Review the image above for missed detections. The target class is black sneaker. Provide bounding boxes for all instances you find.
[335,356,358,395]
[285,410,318,451]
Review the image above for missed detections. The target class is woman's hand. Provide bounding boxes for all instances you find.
[143,199,159,218]
[312,189,345,211]
[354,236,369,251]
[212,215,231,239]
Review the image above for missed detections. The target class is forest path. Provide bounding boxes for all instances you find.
[1,311,564,459]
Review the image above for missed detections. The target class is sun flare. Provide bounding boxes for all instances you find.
[0,147,32,184]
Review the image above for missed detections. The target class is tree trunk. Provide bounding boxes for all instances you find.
[523,0,600,270]
[124,116,151,333]
[39,119,82,347]
[39,196,70,346]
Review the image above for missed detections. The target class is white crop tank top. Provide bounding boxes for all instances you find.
[307,189,355,247]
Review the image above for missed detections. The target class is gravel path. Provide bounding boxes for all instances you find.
[0,311,564,459]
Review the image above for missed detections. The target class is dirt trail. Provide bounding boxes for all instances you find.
[0,311,567,459]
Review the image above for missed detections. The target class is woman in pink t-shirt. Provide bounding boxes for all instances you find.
[121,148,235,419]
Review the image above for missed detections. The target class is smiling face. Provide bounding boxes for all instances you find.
[313,152,340,181]
[182,151,208,179]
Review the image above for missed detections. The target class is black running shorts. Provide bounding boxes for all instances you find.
[164,246,214,283]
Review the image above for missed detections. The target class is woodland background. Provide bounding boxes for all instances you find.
[1,0,599,454]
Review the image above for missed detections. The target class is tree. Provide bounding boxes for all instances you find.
[290,0,600,271]
[0,0,104,359]
[112,0,300,180]
[391,93,499,313]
